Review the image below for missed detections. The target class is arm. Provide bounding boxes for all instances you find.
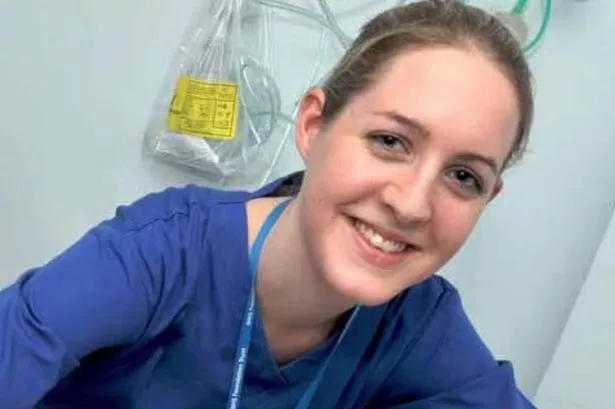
[370,283,538,409]
[374,362,536,408]
[0,188,206,409]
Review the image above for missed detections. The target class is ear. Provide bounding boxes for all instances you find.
[488,178,504,203]
[295,88,327,162]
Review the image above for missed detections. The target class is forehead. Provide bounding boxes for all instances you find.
[347,47,520,166]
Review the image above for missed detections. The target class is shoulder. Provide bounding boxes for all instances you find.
[383,275,464,338]
[107,185,239,233]
[368,276,533,407]
[378,275,497,396]
[105,172,302,233]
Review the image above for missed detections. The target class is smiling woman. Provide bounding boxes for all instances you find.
[0,1,537,408]
[291,45,525,308]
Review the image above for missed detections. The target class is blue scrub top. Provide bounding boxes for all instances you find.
[0,173,537,409]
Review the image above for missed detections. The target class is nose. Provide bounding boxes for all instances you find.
[380,167,435,226]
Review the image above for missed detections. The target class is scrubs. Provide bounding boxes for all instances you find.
[0,173,536,408]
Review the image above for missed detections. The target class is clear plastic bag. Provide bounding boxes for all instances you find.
[143,0,287,188]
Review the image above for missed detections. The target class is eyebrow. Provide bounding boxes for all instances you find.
[374,110,431,139]
[456,152,500,175]
[374,110,500,175]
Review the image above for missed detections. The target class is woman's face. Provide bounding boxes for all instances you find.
[294,47,520,306]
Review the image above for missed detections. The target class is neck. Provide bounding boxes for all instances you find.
[247,197,355,362]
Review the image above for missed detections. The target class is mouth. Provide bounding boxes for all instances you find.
[353,219,409,253]
[349,217,419,268]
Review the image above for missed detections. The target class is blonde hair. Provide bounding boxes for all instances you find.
[321,0,534,169]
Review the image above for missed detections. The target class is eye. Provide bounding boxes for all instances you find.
[367,132,408,153]
[448,168,484,195]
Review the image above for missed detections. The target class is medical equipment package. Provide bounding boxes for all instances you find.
[143,0,283,187]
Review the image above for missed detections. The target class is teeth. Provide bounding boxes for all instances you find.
[354,220,408,253]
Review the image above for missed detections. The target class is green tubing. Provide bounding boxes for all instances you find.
[522,0,552,54]
[461,0,552,54]
[512,0,530,14]
[329,0,551,55]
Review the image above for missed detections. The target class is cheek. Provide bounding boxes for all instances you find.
[433,199,483,253]
[309,137,379,199]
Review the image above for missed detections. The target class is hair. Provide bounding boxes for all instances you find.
[320,0,534,170]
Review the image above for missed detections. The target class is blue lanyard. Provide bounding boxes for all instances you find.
[227,199,359,409]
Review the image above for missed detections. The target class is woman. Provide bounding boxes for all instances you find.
[0,1,537,408]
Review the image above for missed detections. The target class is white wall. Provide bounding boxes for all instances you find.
[0,0,614,398]
[433,0,615,395]
[273,0,615,396]
[534,211,615,409]
[0,0,206,277]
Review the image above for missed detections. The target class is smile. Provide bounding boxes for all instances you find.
[348,217,416,269]
[353,219,408,253]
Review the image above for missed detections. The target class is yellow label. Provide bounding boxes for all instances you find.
[166,76,239,140]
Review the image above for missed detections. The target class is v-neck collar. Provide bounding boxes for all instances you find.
[214,171,341,387]
[248,304,338,386]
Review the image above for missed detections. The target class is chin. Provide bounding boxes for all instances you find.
[321,268,402,307]
[317,213,431,307]
[352,289,399,307]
